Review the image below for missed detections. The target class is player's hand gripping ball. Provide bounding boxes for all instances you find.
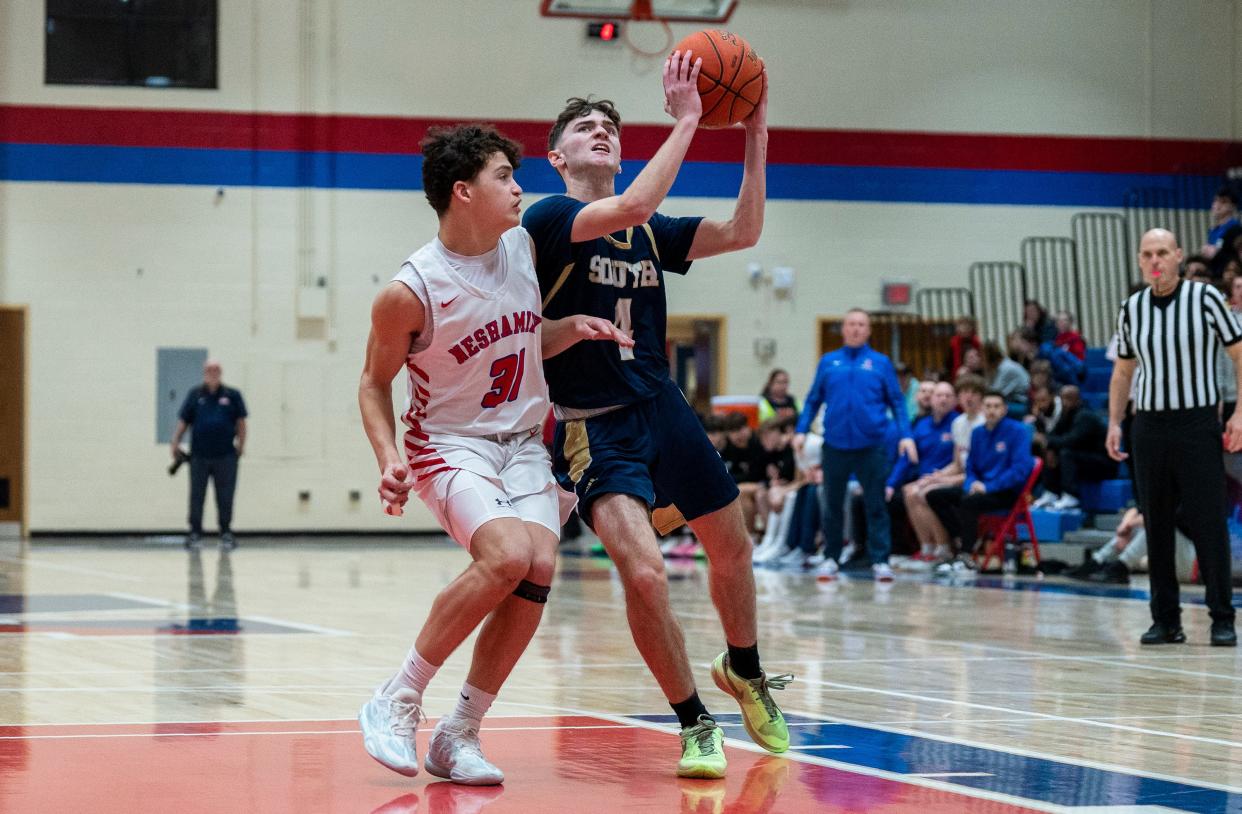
[672,29,764,128]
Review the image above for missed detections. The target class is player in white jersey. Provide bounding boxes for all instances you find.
[357,124,632,785]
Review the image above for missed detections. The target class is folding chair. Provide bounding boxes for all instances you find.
[974,458,1044,573]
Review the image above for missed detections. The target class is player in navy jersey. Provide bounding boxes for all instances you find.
[522,50,789,779]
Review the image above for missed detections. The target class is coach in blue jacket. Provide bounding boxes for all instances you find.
[928,391,1034,557]
[794,309,915,580]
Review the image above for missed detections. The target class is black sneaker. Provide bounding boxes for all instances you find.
[219,532,237,551]
[184,533,202,550]
[1140,623,1186,645]
[1067,558,1102,581]
[1088,561,1130,584]
[1210,621,1237,647]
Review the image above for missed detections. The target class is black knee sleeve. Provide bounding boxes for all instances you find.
[513,579,550,604]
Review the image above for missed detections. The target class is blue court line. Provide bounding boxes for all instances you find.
[0,142,1215,207]
[0,593,157,614]
[634,713,1242,812]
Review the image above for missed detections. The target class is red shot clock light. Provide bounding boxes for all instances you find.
[587,21,620,41]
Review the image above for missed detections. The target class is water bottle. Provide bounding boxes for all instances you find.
[1002,542,1018,575]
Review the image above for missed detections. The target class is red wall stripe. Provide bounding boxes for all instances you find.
[2,104,1239,174]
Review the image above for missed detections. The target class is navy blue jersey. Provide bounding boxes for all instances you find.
[523,195,702,409]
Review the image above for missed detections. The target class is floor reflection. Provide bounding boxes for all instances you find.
[154,549,245,722]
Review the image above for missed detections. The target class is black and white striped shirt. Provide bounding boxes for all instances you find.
[1116,280,1242,411]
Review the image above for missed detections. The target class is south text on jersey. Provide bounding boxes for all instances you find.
[588,256,660,289]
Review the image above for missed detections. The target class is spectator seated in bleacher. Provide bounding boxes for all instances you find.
[1202,185,1239,260]
[902,375,986,569]
[759,416,798,512]
[758,368,801,423]
[1041,311,1087,386]
[720,411,768,535]
[752,431,823,566]
[926,391,1035,575]
[1023,299,1057,345]
[1024,383,1062,436]
[884,381,960,563]
[1031,385,1116,512]
[1185,254,1213,284]
[945,316,981,383]
[1068,507,1198,586]
[897,363,932,422]
[955,345,985,382]
[984,340,1030,416]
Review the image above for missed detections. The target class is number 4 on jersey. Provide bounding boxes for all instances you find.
[481,349,525,408]
[614,298,635,361]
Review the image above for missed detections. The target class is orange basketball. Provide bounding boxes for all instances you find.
[672,29,764,129]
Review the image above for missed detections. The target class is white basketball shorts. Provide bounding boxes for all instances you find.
[409,430,576,550]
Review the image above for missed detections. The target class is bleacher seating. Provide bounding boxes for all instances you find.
[1079,479,1133,513]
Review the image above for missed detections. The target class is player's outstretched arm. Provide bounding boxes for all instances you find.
[565,51,703,243]
[541,314,636,360]
[359,282,425,515]
[687,69,768,261]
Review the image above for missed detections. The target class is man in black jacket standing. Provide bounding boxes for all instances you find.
[1037,386,1115,512]
[171,360,248,550]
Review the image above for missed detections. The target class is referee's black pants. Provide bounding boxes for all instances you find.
[1131,406,1235,626]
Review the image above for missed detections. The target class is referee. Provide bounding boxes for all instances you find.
[1108,228,1241,647]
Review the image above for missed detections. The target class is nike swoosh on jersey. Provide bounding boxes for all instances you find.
[441,296,460,308]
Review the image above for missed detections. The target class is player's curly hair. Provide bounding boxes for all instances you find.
[548,97,623,151]
[420,124,523,216]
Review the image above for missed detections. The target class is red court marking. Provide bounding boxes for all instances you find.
[0,716,1046,813]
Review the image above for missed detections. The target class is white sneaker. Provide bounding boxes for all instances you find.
[1032,492,1059,509]
[935,556,978,576]
[804,552,826,568]
[777,547,808,569]
[359,685,423,776]
[751,537,784,564]
[872,563,895,582]
[839,541,858,564]
[815,558,840,580]
[1050,494,1080,511]
[752,544,785,564]
[425,718,505,785]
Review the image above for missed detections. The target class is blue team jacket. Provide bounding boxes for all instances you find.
[887,410,960,488]
[796,344,911,451]
[964,417,1034,494]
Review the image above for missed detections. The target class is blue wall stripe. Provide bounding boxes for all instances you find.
[0,143,1217,207]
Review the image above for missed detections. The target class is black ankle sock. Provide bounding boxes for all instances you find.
[727,643,762,680]
[670,692,710,729]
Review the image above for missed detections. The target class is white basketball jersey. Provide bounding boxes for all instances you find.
[394,227,550,456]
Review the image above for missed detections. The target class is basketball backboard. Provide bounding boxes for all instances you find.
[539,0,737,23]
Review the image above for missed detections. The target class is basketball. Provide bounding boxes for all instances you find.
[672,29,764,129]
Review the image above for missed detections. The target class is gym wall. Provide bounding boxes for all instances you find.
[1,0,1239,531]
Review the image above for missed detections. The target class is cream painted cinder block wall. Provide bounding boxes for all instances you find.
[1,0,1237,530]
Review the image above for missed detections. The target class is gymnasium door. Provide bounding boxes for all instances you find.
[0,306,26,537]
[667,315,725,416]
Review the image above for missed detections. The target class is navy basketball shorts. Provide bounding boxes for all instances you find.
[552,379,740,528]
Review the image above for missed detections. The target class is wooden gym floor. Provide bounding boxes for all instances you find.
[0,537,1238,813]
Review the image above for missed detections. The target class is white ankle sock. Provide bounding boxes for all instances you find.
[446,681,496,730]
[389,646,439,698]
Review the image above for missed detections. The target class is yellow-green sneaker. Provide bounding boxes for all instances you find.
[710,652,792,753]
[677,714,727,779]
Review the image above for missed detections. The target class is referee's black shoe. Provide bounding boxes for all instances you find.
[1140,623,1186,645]
[1210,621,1237,647]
